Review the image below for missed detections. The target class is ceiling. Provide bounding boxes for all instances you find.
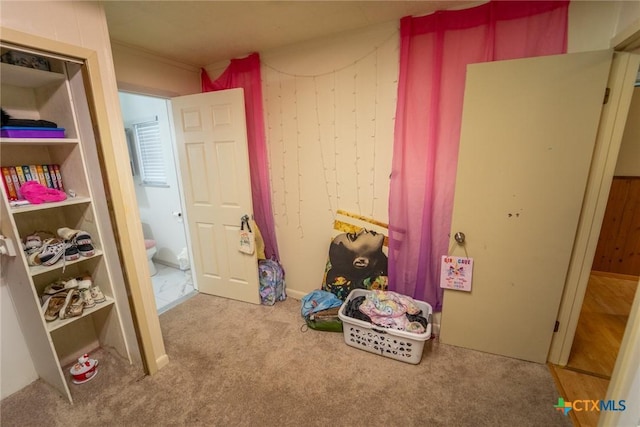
[103,1,477,67]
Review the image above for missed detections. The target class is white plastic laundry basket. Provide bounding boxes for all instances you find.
[338,289,432,364]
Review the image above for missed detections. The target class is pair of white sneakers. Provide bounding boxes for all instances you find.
[25,228,95,267]
[75,275,106,309]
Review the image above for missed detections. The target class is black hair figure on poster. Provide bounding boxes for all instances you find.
[323,229,388,300]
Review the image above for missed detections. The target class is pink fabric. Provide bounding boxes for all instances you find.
[144,239,156,250]
[20,181,66,204]
[389,1,568,310]
[201,53,280,260]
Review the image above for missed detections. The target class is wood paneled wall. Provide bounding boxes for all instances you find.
[592,177,640,275]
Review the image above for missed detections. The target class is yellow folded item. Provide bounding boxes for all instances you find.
[251,219,266,260]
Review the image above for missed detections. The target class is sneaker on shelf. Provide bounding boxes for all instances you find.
[27,247,43,266]
[57,228,95,257]
[24,234,42,254]
[23,230,54,255]
[64,242,80,261]
[79,288,95,308]
[37,238,67,266]
[90,286,106,304]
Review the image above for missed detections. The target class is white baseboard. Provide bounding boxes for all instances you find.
[286,289,305,301]
[431,311,442,337]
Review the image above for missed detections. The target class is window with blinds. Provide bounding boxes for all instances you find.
[132,120,168,187]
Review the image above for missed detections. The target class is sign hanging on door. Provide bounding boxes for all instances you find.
[440,256,473,292]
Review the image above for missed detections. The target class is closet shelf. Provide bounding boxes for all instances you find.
[45,297,115,332]
[28,250,103,277]
[10,197,91,214]
[1,138,79,145]
[1,62,65,87]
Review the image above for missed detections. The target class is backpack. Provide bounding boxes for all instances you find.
[300,289,343,332]
[258,259,286,305]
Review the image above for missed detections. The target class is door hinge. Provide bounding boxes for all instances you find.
[603,87,610,105]
[554,321,560,332]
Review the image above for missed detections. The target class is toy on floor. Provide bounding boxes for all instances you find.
[70,353,98,384]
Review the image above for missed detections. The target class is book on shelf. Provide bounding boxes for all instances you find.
[9,167,20,199]
[36,165,46,186]
[52,164,64,191]
[15,165,27,188]
[1,167,18,201]
[42,164,54,188]
[48,164,59,190]
[22,165,33,182]
[29,165,38,184]
[1,164,65,202]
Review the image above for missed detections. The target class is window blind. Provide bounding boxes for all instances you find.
[133,120,167,186]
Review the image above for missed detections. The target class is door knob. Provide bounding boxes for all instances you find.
[454,232,466,244]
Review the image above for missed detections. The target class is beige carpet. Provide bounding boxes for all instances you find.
[2,293,571,426]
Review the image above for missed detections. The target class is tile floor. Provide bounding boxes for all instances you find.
[151,263,197,314]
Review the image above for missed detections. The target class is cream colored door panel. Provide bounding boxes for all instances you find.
[172,88,260,304]
[439,50,613,363]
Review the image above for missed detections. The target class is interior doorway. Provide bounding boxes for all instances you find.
[566,81,640,379]
[118,91,197,313]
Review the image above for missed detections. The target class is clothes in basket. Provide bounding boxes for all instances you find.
[343,290,428,334]
[338,289,432,364]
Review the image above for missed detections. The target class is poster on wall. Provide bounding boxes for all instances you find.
[440,256,474,292]
[321,210,389,301]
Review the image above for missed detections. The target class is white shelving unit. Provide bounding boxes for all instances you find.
[1,45,132,403]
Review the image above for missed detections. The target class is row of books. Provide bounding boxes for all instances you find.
[2,164,65,201]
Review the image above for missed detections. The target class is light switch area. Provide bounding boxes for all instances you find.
[0,235,17,257]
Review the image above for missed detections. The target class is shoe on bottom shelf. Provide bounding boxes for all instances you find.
[90,286,106,304]
[59,289,83,320]
[80,288,95,308]
[42,292,68,321]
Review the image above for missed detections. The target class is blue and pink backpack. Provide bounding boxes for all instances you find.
[258,259,286,305]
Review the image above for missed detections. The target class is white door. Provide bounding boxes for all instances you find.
[171,88,260,304]
[439,50,614,363]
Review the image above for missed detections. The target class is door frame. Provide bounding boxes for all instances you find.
[548,20,640,427]
[117,90,198,296]
[601,21,640,427]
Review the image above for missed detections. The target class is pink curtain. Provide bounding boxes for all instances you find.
[389,1,568,310]
[201,53,280,260]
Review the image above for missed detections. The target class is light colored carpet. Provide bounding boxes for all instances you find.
[1,293,571,426]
